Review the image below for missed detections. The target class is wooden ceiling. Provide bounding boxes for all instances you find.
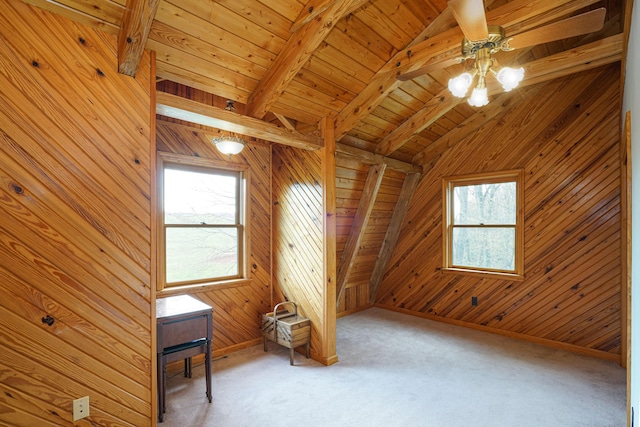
[23,0,624,168]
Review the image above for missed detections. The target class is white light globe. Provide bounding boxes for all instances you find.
[213,136,246,155]
[448,72,473,98]
[497,67,524,92]
[467,87,489,107]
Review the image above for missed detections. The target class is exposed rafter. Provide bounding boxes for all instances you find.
[410,87,537,167]
[290,0,368,33]
[156,92,323,150]
[375,34,623,157]
[245,0,360,119]
[334,0,602,140]
[336,142,422,173]
[117,0,160,77]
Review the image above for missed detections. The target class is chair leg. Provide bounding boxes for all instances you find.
[184,357,192,378]
[290,347,294,365]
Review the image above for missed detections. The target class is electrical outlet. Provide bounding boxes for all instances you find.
[73,396,90,421]
[472,296,478,306]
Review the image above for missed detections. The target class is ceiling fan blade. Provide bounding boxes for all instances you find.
[397,57,462,81]
[508,8,606,50]
[448,0,489,42]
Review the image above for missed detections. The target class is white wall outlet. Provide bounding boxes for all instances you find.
[72,396,90,421]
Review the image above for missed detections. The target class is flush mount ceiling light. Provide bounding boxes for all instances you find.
[212,100,246,155]
[212,135,246,155]
[448,26,524,107]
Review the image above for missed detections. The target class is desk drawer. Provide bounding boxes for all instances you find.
[160,315,208,348]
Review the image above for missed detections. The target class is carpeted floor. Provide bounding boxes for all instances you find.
[159,307,626,427]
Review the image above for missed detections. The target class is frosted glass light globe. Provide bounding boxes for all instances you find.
[497,67,525,92]
[448,72,473,98]
[468,87,489,107]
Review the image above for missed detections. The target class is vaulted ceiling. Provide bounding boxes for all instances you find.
[23,0,624,169]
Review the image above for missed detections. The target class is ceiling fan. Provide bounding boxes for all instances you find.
[398,0,607,106]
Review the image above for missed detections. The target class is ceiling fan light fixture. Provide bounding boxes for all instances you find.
[448,72,474,98]
[496,67,524,92]
[212,135,246,155]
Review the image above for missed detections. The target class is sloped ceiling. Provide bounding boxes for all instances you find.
[21,0,623,168]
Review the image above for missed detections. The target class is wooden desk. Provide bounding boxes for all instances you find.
[157,295,213,422]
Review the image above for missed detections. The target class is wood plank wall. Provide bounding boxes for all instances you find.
[376,64,622,360]
[336,157,405,315]
[155,118,272,354]
[0,1,153,425]
[271,144,327,356]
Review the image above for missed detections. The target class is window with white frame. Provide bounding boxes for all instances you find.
[160,156,246,288]
[443,170,524,278]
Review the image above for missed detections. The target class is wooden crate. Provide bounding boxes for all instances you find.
[261,302,310,365]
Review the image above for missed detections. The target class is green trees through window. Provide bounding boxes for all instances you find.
[163,165,243,286]
[443,170,524,277]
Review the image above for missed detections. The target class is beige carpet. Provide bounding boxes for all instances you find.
[159,307,626,426]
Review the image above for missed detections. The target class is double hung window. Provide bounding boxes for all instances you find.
[159,154,246,289]
[443,170,524,278]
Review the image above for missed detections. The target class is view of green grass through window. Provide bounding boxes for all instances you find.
[452,181,516,271]
[164,166,241,285]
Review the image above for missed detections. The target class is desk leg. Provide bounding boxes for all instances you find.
[205,339,212,403]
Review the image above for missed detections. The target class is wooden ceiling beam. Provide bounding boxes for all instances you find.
[334,0,600,140]
[117,0,159,77]
[412,85,545,167]
[336,143,422,174]
[245,0,359,119]
[333,4,460,140]
[379,34,623,157]
[290,0,368,33]
[156,92,323,150]
[376,91,459,156]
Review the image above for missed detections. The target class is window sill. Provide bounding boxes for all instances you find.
[159,278,253,295]
[441,267,524,281]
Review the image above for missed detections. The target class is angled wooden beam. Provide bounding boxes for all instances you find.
[334,0,600,139]
[369,172,421,304]
[411,86,542,167]
[273,113,297,131]
[290,0,368,33]
[376,34,623,157]
[336,142,422,174]
[333,5,459,139]
[376,91,460,156]
[245,0,358,119]
[118,0,160,77]
[156,92,323,150]
[336,164,386,303]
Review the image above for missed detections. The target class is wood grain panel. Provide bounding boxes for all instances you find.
[272,144,330,357]
[0,1,153,425]
[335,156,406,315]
[376,64,622,359]
[155,120,272,353]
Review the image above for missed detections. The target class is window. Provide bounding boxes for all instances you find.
[159,153,247,289]
[442,170,524,279]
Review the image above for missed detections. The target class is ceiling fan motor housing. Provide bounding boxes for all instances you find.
[461,25,512,59]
